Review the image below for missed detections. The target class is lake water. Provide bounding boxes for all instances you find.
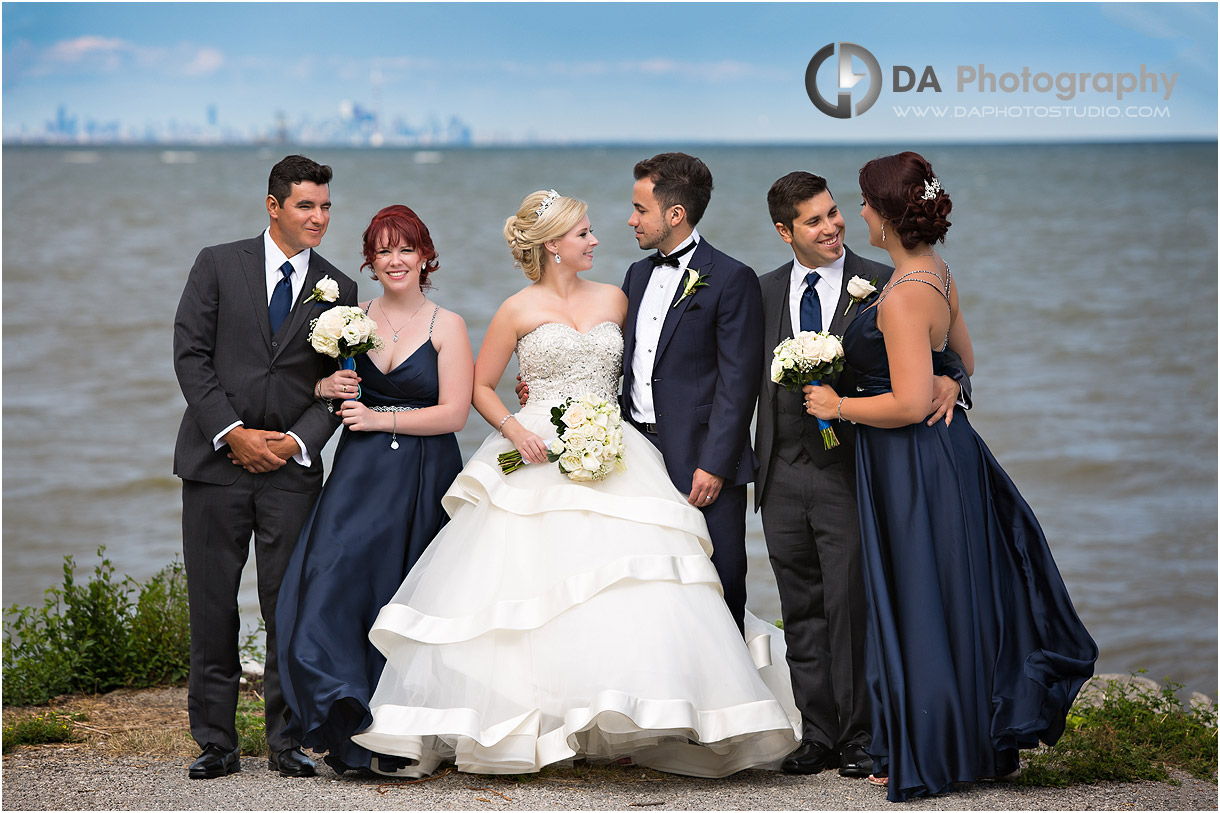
[3,142,1215,696]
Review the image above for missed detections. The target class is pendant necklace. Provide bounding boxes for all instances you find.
[379,297,427,342]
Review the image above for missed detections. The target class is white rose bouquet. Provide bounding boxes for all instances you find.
[497,394,627,481]
[770,330,846,449]
[308,306,385,397]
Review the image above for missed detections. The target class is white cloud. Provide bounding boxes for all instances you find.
[182,47,225,78]
[33,35,128,75]
[498,57,783,82]
[24,36,228,79]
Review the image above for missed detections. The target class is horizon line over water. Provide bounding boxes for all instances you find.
[4,136,1215,150]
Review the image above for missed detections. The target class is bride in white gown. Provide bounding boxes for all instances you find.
[351,190,799,777]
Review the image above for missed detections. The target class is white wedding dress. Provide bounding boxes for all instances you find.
[351,322,799,777]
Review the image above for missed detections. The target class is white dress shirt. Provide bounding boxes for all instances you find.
[629,228,700,424]
[787,249,845,336]
[213,229,313,466]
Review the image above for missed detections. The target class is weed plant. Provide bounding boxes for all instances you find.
[2,711,86,753]
[1019,673,1218,786]
[236,693,269,756]
[3,547,190,706]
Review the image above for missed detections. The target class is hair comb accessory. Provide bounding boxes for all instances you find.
[535,189,560,217]
[921,178,942,201]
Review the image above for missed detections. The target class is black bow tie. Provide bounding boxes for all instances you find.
[647,240,696,267]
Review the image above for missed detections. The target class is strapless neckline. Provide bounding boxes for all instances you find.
[521,321,622,341]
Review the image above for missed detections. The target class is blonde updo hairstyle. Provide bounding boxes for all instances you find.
[503,190,588,281]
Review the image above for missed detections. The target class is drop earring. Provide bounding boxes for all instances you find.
[554,253,561,264]
[881,223,886,243]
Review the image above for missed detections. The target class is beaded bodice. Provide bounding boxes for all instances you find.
[516,321,622,403]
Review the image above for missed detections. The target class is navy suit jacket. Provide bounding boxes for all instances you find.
[621,237,764,491]
[172,235,358,490]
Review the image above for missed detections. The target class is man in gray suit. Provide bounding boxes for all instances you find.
[173,155,358,779]
[754,172,969,778]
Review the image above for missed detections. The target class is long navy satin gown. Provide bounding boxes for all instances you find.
[277,330,463,773]
[844,285,1097,802]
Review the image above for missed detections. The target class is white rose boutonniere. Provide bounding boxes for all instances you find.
[303,275,340,304]
[672,267,710,309]
[843,275,878,315]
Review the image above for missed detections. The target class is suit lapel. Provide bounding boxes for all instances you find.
[272,255,329,361]
[239,238,275,351]
[761,265,792,414]
[621,261,647,408]
[828,249,864,336]
[766,262,794,348]
[655,238,712,362]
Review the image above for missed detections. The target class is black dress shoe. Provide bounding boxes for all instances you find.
[269,746,317,777]
[781,741,840,775]
[189,744,241,779]
[838,743,874,778]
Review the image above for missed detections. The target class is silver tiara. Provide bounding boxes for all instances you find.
[535,189,560,217]
[921,178,942,201]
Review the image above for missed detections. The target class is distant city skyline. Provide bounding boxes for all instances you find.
[3,2,1216,146]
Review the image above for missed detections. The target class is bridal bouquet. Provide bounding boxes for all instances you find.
[498,395,627,482]
[771,331,846,450]
[308,305,384,361]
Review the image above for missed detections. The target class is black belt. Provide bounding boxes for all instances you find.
[640,422,659,434]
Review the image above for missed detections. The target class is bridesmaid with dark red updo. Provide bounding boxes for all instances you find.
[276,204,473,774]
[804,152,1097,802]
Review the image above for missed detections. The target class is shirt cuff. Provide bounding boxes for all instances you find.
[287,431,311,467]
[213,421,242,451]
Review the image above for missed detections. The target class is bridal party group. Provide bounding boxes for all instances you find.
[172,150,1097,802]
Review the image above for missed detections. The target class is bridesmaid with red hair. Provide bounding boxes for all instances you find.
[276,204,473,775]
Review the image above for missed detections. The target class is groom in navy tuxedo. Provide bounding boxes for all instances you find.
[621,153,764,633]
[173,155,357,780]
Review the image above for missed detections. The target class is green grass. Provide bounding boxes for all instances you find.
[3,548,191,706]
[1018,673,1217,786]
[236,692,268,757]
[2,711,87,753]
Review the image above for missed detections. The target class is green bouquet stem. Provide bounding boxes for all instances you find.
[498,450,526,474]
[821,426,840,450]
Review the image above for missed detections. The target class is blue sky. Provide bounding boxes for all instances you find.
[3,2,1215,143]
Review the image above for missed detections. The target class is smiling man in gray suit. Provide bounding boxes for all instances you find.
[173,155,357,780]
[754,171,969,779]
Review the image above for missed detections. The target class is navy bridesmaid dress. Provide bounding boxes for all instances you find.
[844,280,1097,802]
[277,308,463,772]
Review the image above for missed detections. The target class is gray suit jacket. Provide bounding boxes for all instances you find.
[754,246,892,510]
[172,235,358,490]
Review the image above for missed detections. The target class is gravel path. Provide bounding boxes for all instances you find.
[2,749,1215,811]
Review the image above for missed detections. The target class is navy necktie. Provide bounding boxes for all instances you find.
[799,271,822,333]
[269,261,294,334]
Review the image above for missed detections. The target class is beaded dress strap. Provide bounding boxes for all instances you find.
[877,265,953,350]
[428,304,439,337]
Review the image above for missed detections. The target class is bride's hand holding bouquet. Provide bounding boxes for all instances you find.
[498,394,627,481]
